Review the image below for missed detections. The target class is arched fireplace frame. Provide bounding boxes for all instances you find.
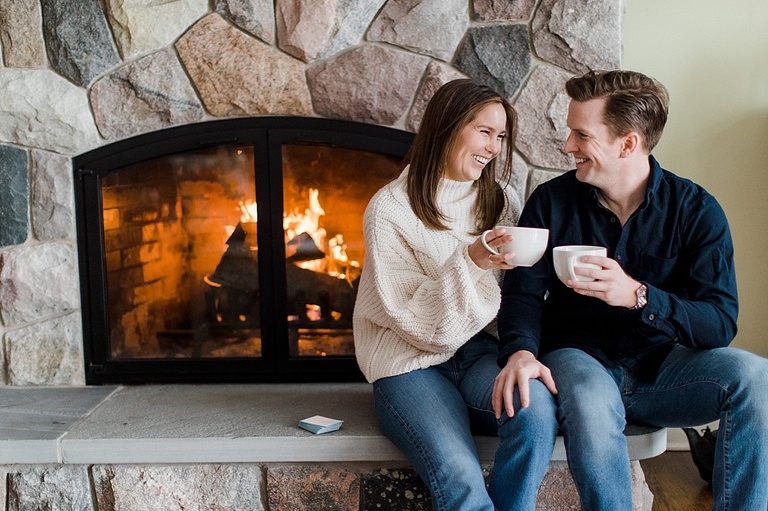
[73,117,414,384]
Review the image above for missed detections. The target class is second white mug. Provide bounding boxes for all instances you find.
[481,226,549,267]
[553,245,607,285]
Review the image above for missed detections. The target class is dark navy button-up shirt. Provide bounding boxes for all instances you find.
[497,156,738,373]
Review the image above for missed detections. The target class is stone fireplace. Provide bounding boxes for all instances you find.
[0,0,622,387]
[75,117,411,383]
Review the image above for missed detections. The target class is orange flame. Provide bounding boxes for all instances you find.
[227,190,357,280]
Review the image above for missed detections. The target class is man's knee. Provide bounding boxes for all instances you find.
[727,349,768,418]
[497,380,558,442]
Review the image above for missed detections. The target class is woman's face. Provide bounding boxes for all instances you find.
[444,102,507,182]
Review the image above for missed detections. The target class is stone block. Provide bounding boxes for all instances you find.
[5,312,85,385]
[528,168,564,199]
[0,145,29,248]
[104,0,208,59]
[0,70,100,154]
[0,0,46,67]
[0,243,79,328]
[92,464,265,511]
[473,0,536,22]
[30,150,74,242]
[216,0,275,44]
[369,0,469,61]
[103,209,120,231]
[90,48,204,140]
[532,0,623,74]
[176,13,312,117]
[7,465,93,510]
[41,0,120,87]
[406,61,467,133]
[363,467,432,510]
[267,465,360,511]
[454,24,531,98]
[515,65,575,171]
[307,45,428,125]
[275,0,386,62]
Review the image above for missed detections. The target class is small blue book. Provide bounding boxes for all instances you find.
[298,415,344,434]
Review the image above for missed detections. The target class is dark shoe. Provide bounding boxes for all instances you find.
[682,426,718,486]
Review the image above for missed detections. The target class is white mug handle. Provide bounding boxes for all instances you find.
[481,229,500,255]
[568,255,600,282]
[567,255,580,282]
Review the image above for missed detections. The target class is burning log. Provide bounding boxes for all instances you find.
[206,223,358,328]
[286,232,326,262]
[286,263,358,326]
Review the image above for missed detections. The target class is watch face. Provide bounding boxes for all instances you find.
[632,284,647,310]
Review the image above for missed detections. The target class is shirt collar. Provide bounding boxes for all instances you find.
[586,155,663,210]
[645,155,663,202]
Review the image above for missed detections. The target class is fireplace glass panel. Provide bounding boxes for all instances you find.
[281,144,401,358]
[102,144,261,360]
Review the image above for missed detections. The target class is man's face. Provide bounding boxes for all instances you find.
[563,98,626,190]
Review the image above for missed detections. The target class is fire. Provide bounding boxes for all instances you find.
[222,189,359,324]
[282,188,356,280]
[226,189,358,281]
[283,188,324,243]
[238,200,258,222]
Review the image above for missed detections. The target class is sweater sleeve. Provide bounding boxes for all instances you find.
[354,191,502,355]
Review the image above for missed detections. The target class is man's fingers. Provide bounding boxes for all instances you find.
[515,375,530,410]
[539,366,558,395]
[492,379,504,419]
[504,383,516,418]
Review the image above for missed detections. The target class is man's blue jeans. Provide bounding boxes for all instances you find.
[373,331,558,511]
[542,345,768,511]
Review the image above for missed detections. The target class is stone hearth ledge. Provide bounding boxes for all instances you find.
[0,383,666,465]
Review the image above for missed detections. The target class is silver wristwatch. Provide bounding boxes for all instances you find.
[630,284,648,310]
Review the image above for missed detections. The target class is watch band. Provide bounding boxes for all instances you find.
[630,283,648,310]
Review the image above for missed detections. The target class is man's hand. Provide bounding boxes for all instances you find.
[492,350,558,419]
[568,256,641,308]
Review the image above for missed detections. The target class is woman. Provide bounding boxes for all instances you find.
[353,79,558,510]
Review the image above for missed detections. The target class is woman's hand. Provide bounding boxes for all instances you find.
[469,227,516,270]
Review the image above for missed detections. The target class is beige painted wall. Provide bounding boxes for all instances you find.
[623,0,768,358]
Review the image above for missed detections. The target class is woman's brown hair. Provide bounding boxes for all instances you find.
[404,79,517,234]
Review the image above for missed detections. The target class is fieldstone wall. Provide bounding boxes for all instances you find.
[1,461,652,511]
[0,0,623,385]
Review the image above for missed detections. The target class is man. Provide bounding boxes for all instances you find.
[492,69,768,510]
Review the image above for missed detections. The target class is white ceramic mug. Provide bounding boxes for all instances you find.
[553,245,607,285]
[481,226,549,267]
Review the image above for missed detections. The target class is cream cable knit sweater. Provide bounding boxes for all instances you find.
[353,167,521,383]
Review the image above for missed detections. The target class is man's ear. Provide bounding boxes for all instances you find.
[620,132,642,157]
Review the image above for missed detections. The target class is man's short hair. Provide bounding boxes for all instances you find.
[565,70,669,152]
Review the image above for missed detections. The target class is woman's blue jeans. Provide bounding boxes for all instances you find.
[541,345,768,511]
[373,331,558,511]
